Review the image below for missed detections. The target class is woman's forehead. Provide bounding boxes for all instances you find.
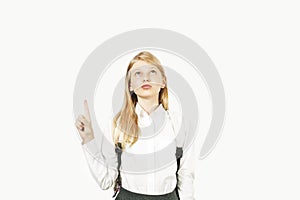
[130,61,158,72]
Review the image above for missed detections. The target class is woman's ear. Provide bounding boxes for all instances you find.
[128,80,132,91]
[129,84,133,91]
[161,78,166,88]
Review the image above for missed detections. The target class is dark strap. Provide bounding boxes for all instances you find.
[175,147,183,199]
[115,142,122,171]
[112,142,122,198]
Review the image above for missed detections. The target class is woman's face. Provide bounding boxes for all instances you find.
[129,60,165,99]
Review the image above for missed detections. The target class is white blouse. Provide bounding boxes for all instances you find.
[81,102,196,199]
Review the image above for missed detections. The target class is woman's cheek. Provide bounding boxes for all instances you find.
[131,79,143,90]
[152,77,163,85]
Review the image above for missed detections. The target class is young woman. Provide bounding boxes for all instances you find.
[75,51,195,199]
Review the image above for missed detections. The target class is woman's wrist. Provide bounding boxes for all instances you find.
[81,135,95,145]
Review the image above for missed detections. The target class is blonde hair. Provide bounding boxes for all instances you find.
[112,51,169,148]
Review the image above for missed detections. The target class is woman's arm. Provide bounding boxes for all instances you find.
[75,100,118,190]
[171,111,196,199]
[82,138,118,190]
[177,142,196,200]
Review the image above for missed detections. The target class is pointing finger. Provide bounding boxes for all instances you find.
[84,99,91,121]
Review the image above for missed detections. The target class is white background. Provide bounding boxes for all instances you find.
[1,0,299,199]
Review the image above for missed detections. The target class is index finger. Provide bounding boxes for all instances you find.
[84,99,91,121]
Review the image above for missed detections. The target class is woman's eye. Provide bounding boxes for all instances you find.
[150,70,157,74]
[135,72,141,76]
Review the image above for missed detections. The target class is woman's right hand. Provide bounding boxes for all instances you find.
[75,99,95,145]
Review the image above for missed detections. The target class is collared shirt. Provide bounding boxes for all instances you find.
[82,102,195,199]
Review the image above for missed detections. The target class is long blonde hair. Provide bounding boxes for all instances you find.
[112,51,169,148]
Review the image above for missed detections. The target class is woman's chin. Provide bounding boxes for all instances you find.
[135,92,159,99]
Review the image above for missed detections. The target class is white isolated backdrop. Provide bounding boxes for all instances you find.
[0,0,299,200]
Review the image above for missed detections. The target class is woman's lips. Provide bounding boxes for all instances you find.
[141,84,152,89]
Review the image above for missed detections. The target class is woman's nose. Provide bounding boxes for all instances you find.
[143,73,150,81]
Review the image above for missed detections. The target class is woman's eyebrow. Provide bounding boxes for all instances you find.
[131,66,156,72]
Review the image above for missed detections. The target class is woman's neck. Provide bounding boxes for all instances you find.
[137,97,159,115]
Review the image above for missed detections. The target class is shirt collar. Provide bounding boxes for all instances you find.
[135,102,164,119]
